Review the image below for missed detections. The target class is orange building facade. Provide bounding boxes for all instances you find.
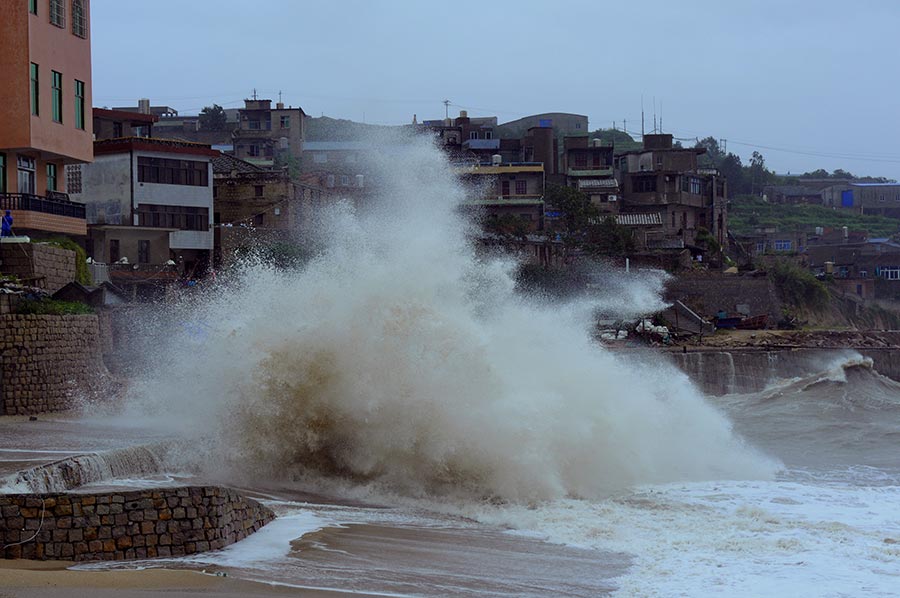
[0,0,93,237]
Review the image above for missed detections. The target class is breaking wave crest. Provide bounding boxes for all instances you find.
[123,135,776,501]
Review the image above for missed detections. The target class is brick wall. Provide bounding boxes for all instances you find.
[0,486,275,561]
[0,314,105,415]
[0,243,77,293]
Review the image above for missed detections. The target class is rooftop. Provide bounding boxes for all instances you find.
[93,137,219,157]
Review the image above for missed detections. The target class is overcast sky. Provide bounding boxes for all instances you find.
[92,0,900,179]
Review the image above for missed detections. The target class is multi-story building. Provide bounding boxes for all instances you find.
[455,158,545,231]
[0,0,92,238]
[68,127,217,296]
[211,153,324,266]
[419,111,499,163]
[562,135,618,213]
[616,134,727,249]
[232,99,306,167]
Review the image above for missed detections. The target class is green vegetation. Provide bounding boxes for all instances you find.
[586,216,635,256]
[36,238,92,285]
[305,116,402,142]
[768,258,830,313]
[484,214,530,239]
[590,129,642,151]
[16,298,93,315]
[694,226,721,254]
[198,104,227,131]
[728,195,900,237]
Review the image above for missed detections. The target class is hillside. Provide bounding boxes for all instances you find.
[305,116,405,141]
[728,196,900,237]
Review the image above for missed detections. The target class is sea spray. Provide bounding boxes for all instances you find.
[123,134,777,501]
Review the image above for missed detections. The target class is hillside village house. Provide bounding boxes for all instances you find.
[0,0,92,239]
[232,98,306,168]
[69,109,216,298]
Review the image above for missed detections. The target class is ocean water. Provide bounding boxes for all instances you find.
[71,135,900,596]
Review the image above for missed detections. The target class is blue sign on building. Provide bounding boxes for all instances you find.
[539,119,553,128]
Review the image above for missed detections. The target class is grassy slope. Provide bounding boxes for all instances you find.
[729,196,900,237]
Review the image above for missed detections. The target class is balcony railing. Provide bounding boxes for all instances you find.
[0,192,86,219]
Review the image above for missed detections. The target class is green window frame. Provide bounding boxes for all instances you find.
[74,80,85,130]
[51,70,62,123]
[47,163,57,192]
[29,0,37,15]
[30,63,39,116]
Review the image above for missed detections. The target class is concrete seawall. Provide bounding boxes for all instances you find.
[0,486,274,561]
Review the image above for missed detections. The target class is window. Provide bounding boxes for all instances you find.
[681,176,703,195]
[634,175,657,193]
[17,156,36,194]
[574,154,587,169]
[29,0,37,15]
[469,132,477,140]
[340,175,350,186]
[254,185,264,197]
[66,164,82,193]
[313,153,327,164]
[485,130,493,140]
[112,121,123,137]
[248,120,260,130]
[72,0,86,37]
[253,214,264,227]
[49,0,65,27]
[515,180,527,195]
[51,71,62,123]
[138,240,150,264]
[882,267,900,281]
[756,241,766,253]
[773,240,792,252]
[46,163,57,192]
[593,152,601,168]
[74,80,85,130]
[30,63,39,116]
[501,180,510,197]
[137,157,209,187]
[135,204,210,231]
[280,115,290,129]
[0,154,5,192]
[247,145,260,157]
[109,239,120,263]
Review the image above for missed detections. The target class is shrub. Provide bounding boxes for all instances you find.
[16,298,94,315]
[768,259,829,312]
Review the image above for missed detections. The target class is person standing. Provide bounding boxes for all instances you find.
[0,210,12,237]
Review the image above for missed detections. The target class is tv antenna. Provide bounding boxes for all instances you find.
[443,99,451,119]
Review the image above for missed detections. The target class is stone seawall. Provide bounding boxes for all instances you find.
[0,244,76,294]
[0,487,274,561]
[0,314,106,415]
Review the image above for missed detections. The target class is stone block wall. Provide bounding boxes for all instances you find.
[0,244,76,293]
[0,314,105,415]
[0,487,275,561]
[666,273,783,322]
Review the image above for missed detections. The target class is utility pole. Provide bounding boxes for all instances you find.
[251,88,258,101]
[443,99,450,119]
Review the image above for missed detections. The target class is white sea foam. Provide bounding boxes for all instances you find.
[464,469,900,597]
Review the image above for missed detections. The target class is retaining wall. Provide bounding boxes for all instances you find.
[0,314,105,415]
[0,244,76,293]
[0,486,274,561]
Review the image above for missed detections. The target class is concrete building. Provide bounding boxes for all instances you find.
[762,184,823,205]
[211,153,324,267]
[455,159,545,232]
[807,238,900,301]
[562,136,618,212]
[616,134,727,250]
[821,183,900,219]
[418,111,499,163]
[92,107,157,140]
[69,136,217,295]
[232,99,306,167]
[0,0,93,238]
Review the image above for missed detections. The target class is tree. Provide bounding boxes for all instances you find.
[719,153,745,196]
[199,104,227,131]
[544,184,599,242]
[695,137,725,168]
[586,216,635,256]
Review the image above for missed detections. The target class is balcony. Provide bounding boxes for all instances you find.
[0,192,87,236]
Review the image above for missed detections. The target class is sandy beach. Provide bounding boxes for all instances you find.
[0,560,386,598]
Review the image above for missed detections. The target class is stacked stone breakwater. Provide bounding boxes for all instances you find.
[0,486,274,561]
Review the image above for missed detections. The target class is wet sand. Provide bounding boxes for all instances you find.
[0,560,387,597]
